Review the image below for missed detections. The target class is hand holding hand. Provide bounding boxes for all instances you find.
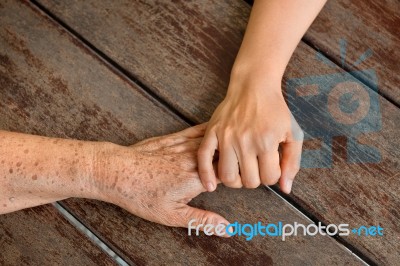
[198,81,304,194]
[94,124,230,236]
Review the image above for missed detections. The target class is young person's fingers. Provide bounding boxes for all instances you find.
[181,205,232,238]
[279,141,303,194]
[218,146,242,188]
[259,151,281,186]
[238,151,261,188]
[198,132,218,192]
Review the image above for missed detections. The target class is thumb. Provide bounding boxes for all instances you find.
[180,205,232,238]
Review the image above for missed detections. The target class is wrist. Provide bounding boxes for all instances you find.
[227,69,283,100]
[231,58,284,85]
[89,141,117,202]
[90,141,139,204]
[66,140,102,200]
[228,63,283,98]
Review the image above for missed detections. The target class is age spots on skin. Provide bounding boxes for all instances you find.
[111,175,119,189]
[32,175,37,180]
[16,162,22,167]
[24,149,29,154]
[9,168,13,174]
[34,161,39,166]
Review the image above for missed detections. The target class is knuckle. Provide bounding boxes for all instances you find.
[242,177,261,188]
[168,145,184,153]
[225,182,243,189]
[262,173,281,186]
[220,171,236,182]
[198,212,214,226]
[163,136,178,146]
[198,169,213,178]
[258,132,279,152]
[237,130,252,146]
[197,146,210,157]
[221,125,234,138]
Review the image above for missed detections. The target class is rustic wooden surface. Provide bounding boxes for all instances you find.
[0,205,115,265]
[34,0,400,265]
[305,0,400,105]
[0,0,364,265]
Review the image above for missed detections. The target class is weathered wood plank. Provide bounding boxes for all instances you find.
[305,0,400,105]
[1,1,362,265]
[62,189,363,265]
[35,0,400,264]
[0,205,116,265]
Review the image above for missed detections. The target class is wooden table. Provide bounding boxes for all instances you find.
[1,0,398,265]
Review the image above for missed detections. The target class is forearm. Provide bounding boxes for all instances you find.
[231,0,327,87]
[0,130,99,214]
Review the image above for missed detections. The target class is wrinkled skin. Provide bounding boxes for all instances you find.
[95,123,230,235]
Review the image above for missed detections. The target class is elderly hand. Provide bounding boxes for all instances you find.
[93,124,230,236]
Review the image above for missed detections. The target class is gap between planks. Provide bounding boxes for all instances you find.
[52,202,130,266]
[27,0,384,264]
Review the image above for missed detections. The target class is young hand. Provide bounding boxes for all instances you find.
[198,81,303,194]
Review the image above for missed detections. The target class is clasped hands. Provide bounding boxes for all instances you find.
[95,87,303,237]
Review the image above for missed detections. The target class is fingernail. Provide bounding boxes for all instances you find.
[285,179,293,193]
[206,182,215,192]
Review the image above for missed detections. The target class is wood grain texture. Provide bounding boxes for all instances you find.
[305,0,400,105]
[61,189,362,266]
[1,1,362,265]
[36,0,247,123]
[35,0,400,264]
[0,205,115,265]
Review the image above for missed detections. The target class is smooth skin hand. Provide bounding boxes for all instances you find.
[0,124,230,236]
[198,0,327,193]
